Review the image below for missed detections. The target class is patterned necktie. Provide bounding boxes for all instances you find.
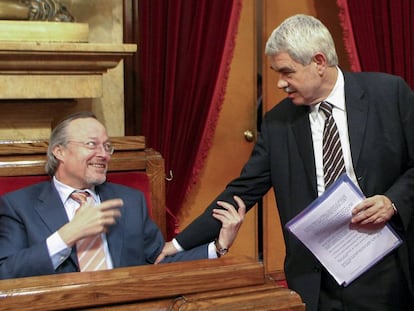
[71,191,108,271]
[320,101,346,189]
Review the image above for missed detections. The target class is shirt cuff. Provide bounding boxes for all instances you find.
[46,232,71,270]
[208,241,219,259]
[172,238,184,252]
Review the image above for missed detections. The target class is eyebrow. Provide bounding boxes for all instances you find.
[271,65,295,73]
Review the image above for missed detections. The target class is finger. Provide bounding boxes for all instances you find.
[212,213,227,224]
[351,210,369,223]
[360,215,377,225]
[100,199,124,211]
[233,196,246,218]
[154,242,178,264]
[104,212,121,225]
[212,208,233,218]
[154,253,165,264]
[373,216,386,224]
[216,201,233,211]
[352,200,370,215]
[215,201,238,217]
[109,208,122,218]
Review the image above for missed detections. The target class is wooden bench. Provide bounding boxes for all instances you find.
[0,135,166,238]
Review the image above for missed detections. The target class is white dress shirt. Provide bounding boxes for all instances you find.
[308,67,360,196]
[46,177,114,270]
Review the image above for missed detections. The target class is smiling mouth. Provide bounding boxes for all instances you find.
[89,163,106,170]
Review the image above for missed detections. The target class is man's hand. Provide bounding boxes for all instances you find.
[154,196,246,263]
[58,198,123,247]
[351,195,396,227]
[154,241,178,264]
[212,195,246,250]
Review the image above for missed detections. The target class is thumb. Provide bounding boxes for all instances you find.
[154,252,166,264]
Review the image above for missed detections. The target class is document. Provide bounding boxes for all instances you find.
[286,174,402,286]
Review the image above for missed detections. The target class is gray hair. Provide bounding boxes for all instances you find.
[45,111,97,176]
[265,14,338,66]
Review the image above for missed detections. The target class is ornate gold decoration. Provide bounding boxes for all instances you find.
[0,0,74,22]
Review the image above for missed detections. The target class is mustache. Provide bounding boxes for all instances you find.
[284,86,295,93]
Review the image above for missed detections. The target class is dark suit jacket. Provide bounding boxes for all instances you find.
[175,72,414,310]
[0,181,208,279]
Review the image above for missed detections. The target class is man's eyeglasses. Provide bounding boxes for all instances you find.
[67,140,115,155]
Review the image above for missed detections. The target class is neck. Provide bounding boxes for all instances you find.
[317,66,338,102]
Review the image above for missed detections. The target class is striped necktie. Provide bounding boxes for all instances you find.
[320,101,346,189]
[71,191,108,271]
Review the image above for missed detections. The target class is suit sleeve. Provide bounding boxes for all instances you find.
[383,77,414,232]
[175,124,274,249]
[123,189,210,263]
[0,196,56,279]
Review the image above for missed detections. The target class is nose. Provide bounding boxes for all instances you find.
[277,77,288,89]
[96,144,110,157]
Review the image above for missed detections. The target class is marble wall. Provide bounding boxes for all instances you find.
[0,0,126,140]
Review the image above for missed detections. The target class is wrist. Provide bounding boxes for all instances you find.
[215,239,229,257]
[172,238,184,252]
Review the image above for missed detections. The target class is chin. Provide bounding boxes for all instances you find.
[291,100,307,106]
[87,176,107,186]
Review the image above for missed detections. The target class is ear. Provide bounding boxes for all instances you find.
[312,53,328,74]
[52,144,66,162]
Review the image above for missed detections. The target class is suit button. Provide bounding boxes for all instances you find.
[313,266,320,272]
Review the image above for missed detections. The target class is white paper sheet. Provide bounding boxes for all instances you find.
[286,174,402,286]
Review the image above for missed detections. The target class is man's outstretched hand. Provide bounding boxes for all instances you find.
[155,240,178,264]
[154,195,246,264]
[213,195,246,251]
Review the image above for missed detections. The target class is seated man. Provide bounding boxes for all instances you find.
[0,111,245,279]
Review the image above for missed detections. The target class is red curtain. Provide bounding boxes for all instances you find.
[138,0,242,239]
[337,0,414,88]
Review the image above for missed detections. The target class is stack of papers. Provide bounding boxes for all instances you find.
[286,174,401,286]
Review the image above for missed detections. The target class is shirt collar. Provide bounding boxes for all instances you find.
[309,66,345,121]
[53,176,98,203]
[324,66,345,111]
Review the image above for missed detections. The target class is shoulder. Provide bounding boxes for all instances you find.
[2,181,51,199]
[343,72,413,104]
[344,71,408,88]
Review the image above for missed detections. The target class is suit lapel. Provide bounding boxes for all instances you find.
[291,105,318,194]
[36,182,70,233]
[96,184,124,268]
[36,182,79,266]
[343,73,369,170]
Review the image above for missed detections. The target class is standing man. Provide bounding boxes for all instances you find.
[158,14,414,310]
[0,111,245,279]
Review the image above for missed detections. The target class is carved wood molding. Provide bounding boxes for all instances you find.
[0,42,136,74]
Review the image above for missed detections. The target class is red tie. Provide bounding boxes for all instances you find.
[71,191,108,271]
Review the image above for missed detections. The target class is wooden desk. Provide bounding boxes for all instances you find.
[0,257,304,310]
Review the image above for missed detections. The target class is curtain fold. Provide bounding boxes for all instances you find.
[337,0,414,88]
[139,0,242,238]
[336,0,361,72]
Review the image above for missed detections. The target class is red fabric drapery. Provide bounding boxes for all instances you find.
[336,0,361,72]
[337,0,414,88]
[139,0,242,239]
